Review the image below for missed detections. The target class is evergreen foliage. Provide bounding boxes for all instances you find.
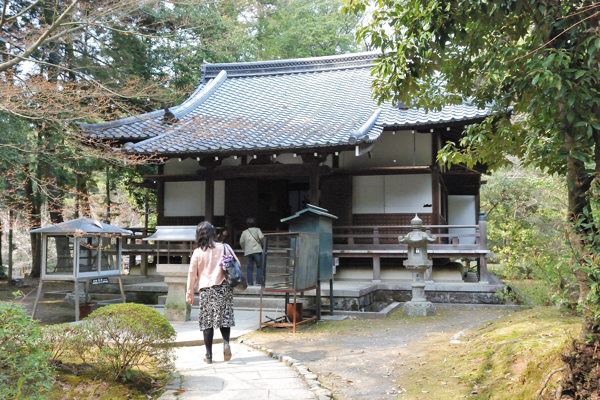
[0,297,55,399]
[344,0,600,336]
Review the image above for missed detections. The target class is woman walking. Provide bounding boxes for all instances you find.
[186,221,238,364]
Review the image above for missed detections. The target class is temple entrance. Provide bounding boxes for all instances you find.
[225,178,311,238]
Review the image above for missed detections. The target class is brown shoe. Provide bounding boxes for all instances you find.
[204,354,212,364]
[224,344,232,361]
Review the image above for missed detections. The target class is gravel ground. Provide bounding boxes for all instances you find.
[242,307,513,400]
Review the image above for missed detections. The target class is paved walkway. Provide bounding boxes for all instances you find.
[156,307,325,400]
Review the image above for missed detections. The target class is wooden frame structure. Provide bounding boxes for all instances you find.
[259,232,320,333]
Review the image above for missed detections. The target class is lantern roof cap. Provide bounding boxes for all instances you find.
[30,217,133,235]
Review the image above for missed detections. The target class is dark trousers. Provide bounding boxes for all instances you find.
[245,252,263,285]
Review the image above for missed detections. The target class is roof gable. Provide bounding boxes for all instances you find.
[79,52,494,156]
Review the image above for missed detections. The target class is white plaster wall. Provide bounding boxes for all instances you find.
[164,158,201,174]
[352,176,385,213]
[339,130,431,168]
[384,175,432,213]
[275,153,303,165]
[448,195,477,244]
[221,156,241,167]
[164,181,225,216]
[352,175,432,214]
[214,180,225,214]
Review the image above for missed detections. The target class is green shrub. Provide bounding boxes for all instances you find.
[81,303,176,381]
[43,323,91,365]
[0,298,55,399]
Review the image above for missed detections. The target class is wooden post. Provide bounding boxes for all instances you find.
[205,172,214,223]
[431,165,440,227]
[117,276,126,303]
[478,211,489,284]
[129,255,135,273]
[140,254,148,276]
[157,164,164,225]
[309,167,319,206]
[431,131,441,235]
[74,280,80,322]
[141,190,150,276]
[32,279,44,319]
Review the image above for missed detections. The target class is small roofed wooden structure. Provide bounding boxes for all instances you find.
[31,217,132,321]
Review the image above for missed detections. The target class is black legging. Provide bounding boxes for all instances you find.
[203,327,231,358]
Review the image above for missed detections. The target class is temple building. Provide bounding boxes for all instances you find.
[79,52,500,301]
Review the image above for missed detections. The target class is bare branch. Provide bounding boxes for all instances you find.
[0,0,82,73]
[0,0,8,30]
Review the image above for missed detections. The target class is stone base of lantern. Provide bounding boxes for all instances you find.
[157,264,191,322]
[403,301,436,317]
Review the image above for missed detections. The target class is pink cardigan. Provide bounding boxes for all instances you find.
[185,243,239,304]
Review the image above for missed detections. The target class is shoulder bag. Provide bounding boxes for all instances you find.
[248,228,263,247]
[220,244,248,291]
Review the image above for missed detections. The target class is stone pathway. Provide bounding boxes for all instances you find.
[156,307,330,399]
[159,342,326,400]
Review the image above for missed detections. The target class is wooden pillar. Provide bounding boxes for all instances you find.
[478,211,489,284]
[309,167,319,206]
[156,164,164,225]
[129,255,136,272]
[141,190,149,276]
[431,165,440,226]
[205,172,214,223]
[140,255,148,277]
[431,131,441,231]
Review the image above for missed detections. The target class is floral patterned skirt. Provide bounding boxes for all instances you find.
[198,281,235,331]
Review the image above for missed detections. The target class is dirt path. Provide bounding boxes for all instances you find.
[243,307,512,400]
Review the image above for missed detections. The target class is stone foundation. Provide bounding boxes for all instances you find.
[322,288,504,312]
[122,274,507,313]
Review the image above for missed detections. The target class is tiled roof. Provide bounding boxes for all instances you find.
[79,52,493,156]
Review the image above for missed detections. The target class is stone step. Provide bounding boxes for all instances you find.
[464,272,479,283]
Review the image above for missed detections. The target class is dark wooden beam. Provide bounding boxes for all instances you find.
[145,164,332,181]
[310,166,320,206]
[431,166,441,226]
[205,172,214,223]
[331,166,431,176]
[431,131,440,226]
[145,165,433,183]
[156,164,165,225]
[129,181,157,190]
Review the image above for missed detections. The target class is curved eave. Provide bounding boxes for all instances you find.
[124,142,358,158]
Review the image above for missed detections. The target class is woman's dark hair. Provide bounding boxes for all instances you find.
[195,221,217,250]
[245,217,257,228]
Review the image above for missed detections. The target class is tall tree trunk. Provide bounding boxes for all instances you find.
[75,173,92,218]
[8,210,13,282]
[25,169,42,278]
[74,174,80,219]
[565,131,597,338]
[0,217,3,270]
[105,165,111,222]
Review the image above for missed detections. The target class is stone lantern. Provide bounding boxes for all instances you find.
[399,215,436,316]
